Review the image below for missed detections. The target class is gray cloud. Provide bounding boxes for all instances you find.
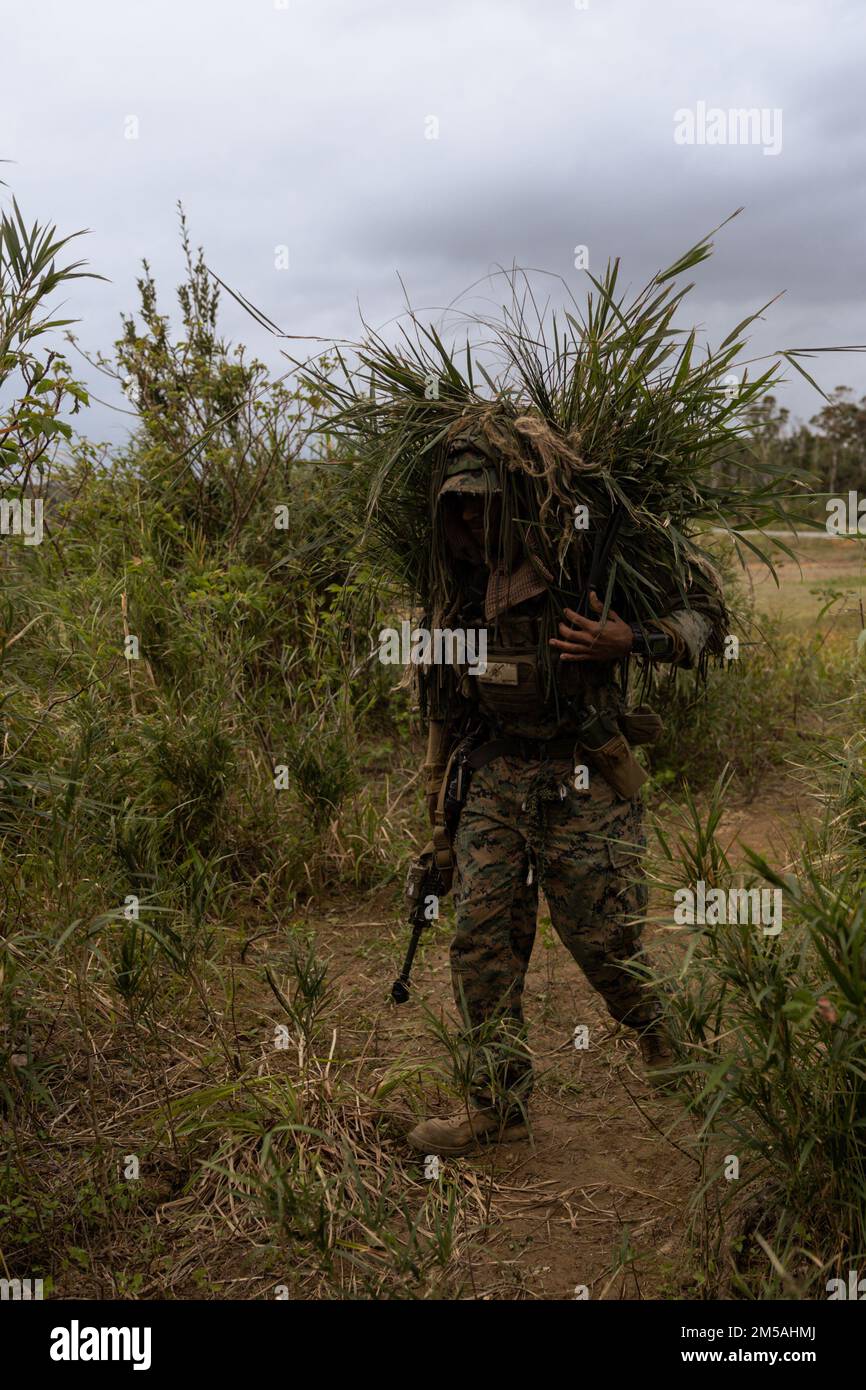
[5,0,865,441]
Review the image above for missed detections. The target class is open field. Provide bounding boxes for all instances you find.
[735,533,866,632]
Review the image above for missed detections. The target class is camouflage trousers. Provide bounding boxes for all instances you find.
[450,753,659,1113]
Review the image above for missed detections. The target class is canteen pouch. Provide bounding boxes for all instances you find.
[618,704,664,746]
[574,706,648,800]
[586,732,649,799]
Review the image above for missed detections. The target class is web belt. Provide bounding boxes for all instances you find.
[465,735,578,771]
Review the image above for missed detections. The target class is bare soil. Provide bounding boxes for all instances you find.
[274,773,808,1301]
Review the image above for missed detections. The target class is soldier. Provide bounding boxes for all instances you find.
[407,434,724,1156]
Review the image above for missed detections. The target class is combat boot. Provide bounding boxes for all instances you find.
[637,1021,678,1090]
[406,1106,529,1156]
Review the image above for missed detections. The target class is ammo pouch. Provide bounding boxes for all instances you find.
[576,706,656,801]
[578,704,663,799]
[618,704,664,747]
[468,646,544,719]
[467,642,589,719]
[584,731,648,800]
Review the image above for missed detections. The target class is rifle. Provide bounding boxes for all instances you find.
[390,733,477,1004]
[576,499,626,617]
[390,853,446,1004]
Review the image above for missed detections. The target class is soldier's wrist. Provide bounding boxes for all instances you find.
[629,623,676,661]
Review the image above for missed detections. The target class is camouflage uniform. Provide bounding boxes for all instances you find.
[430,452,719,1116]
[451,754,650,1110]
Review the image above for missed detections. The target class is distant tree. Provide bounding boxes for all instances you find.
[809,387,866,494]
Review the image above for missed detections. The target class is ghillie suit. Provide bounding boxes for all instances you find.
[424,405,729,730]
[412,446,714,1121]
[303,217,850,1143]
[305,217,808,736]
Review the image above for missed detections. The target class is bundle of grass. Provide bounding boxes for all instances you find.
[300,213,855,716]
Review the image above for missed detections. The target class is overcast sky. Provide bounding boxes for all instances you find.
[5,0,865,442]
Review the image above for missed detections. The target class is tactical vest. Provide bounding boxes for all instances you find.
[456,606,622,738]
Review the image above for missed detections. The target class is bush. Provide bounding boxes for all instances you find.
[642,769,866,1296]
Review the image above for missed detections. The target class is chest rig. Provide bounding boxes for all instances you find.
[453,601,659,801]
[461,608,596,724]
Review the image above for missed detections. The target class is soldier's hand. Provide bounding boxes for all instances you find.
[549,590,634,663]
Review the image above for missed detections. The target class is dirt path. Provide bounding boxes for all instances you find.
[278,778,808,1301]
[237,551,837,1299]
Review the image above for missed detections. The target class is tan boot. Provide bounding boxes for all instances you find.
[406,1106,529,1156]
[638,1022,678,1090]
